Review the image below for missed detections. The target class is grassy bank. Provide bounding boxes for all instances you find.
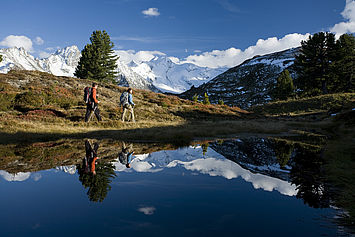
[251,93,355,117]
[0,70,354,143]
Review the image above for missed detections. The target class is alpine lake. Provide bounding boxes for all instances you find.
[0,134,354,237]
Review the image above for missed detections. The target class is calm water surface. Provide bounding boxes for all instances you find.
[0,138,351,236]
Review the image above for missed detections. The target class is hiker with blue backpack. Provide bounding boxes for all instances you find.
[84,83,102,122]
[120,88,135,122]
[118,142,134,168]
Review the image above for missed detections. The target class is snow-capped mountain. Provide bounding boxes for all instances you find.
[115,59,160,92]
[39,46,81,76]
[0,46,80,77]
[180,48,300,108]
[129,56,226,94]
[0,47,44,72]
[0,46,225,93]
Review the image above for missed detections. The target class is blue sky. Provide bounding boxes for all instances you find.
[0,0,354,67]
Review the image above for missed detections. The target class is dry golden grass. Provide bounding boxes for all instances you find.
[0,70,352,143]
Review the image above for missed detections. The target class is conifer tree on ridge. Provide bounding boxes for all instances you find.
[75,30,118,83]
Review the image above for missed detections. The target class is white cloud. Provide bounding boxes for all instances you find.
[0,35,33,51]
[114,49,165,64]
[112,36,157,43]
[330,0,355,36]
[218,0,241,13]
[138,206,156,215]
[0,170,31,182]
[142,7,160,17]
[34,36,44,45]
[32,173,42,181]
[182,33,310,68]
[39,51,51,58]
[168,56,180,64]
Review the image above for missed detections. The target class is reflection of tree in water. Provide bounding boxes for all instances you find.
[211,137,333,209]
[290,144,332,208]
[272,139,293,168]
[201,143,209,156]
[77,161,116,202]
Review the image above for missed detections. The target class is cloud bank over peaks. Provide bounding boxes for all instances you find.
[330,0,355,36]
[0,35,33,52]
[182,33,310,68]
[114,49,166,64]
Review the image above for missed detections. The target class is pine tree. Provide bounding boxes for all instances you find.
[203,92,210,105]
[294,32,337,96]
[273,69,295,100]
[75,30,118,83]
[331,34,355,92]
[0,55,2,63]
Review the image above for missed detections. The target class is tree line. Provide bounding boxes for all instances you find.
[273,32,355,100]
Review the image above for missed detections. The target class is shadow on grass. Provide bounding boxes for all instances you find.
[0,123,198,146]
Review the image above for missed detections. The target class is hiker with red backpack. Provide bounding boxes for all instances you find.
[83,140,100,175]
[120,88,135,122]
[84,82,102,122]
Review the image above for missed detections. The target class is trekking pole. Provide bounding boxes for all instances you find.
[88,106,97,122]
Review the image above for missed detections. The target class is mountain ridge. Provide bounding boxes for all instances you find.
[180,48,300,108]
[0,46,225,93]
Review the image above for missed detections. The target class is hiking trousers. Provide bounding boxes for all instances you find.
[85,104,102,122]
[122,104,135,122]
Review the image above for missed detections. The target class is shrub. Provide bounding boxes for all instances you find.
[15,91,45,110]
[0,93,16,111]
[218,99,224,105]
[203,92,210,105]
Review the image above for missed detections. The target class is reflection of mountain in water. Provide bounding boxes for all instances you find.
[112,145,297,196]
[209,138,292,181]
[55,165,77,175]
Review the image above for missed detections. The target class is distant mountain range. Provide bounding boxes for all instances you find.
[0,46,301,108]
[180,48,300,108]
[0,46,225,93]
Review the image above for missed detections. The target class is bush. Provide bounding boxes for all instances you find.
[15,91,45,110]
[0,93,16,111]
[218,99,224,105]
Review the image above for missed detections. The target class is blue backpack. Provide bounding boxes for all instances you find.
[120,92,129,106]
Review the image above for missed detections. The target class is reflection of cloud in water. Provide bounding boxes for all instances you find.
[0,170,31,182]
[169,158,297,196]
[32,173,42,181]
[113,146,297,196]
[138,206,156,215]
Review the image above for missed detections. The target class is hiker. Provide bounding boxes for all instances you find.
[120,88,135,122]
[118,142,134,168]
[85,82,102,122]
[83,140,100,175]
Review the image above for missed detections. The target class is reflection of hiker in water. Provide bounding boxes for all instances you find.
[83,140,100,175]
[118,142,134,168]
[77,140,117,202]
